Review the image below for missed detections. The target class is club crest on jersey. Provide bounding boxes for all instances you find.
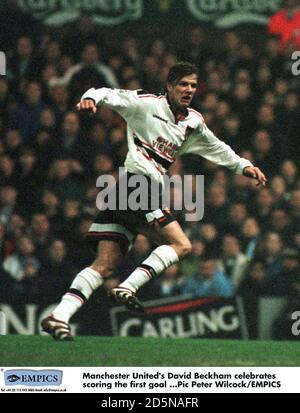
[184,126,194,141]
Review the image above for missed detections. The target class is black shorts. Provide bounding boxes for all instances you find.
[86,172,175,254]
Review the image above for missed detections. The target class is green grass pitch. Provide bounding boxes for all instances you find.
[0,336,299,366]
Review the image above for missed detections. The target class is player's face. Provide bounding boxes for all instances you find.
[167,74,198,110]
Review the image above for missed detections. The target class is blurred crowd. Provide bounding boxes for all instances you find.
[0,7,299,331]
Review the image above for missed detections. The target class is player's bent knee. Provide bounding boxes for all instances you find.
[173,241,192,258]
[181,242,192,257]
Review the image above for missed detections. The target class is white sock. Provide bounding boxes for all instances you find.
[120,245,179,293]
[52,267,103,323]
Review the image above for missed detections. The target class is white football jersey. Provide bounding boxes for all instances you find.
[81,88,253,184]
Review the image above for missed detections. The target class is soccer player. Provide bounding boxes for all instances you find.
[41,62,266,340]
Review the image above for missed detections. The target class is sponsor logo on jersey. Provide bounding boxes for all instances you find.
[153,114,169,124]
[152,138,178,159]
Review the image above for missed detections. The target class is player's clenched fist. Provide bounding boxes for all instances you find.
[76,98,97,114]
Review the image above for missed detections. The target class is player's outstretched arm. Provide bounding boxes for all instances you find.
[76,98,97,114]
[243,166,267,187]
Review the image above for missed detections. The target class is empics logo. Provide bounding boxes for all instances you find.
[6,374,21,383]
[4,369,63,386]
[0,51,6,75]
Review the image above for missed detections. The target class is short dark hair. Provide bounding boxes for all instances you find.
[167,61,199,85]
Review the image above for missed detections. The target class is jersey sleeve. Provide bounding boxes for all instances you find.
[178,121,253,174]
[81,87,139,119]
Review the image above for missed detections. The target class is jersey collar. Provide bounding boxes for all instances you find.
[165,94,189,124]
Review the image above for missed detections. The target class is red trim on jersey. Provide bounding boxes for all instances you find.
[138,94,158,99]
[188,108,204,122]
[136,147,164,175]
